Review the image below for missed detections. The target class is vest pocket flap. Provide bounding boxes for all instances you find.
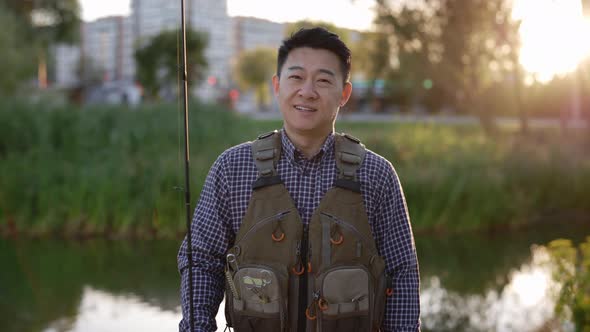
[230,265,286,330]
[321,267,370,315]
[234,267,281,306]
[323,298,369,315]
[234,298,281,314]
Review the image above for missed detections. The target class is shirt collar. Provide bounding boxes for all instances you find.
[280,129,335,163]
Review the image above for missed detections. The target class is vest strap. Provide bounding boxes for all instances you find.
[251,130,282,177]
[335,133,366,181]
[251,131,366,191]
[252,175,283,190]
[333,178,361,193]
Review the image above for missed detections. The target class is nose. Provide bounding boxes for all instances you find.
[298,79,318,99]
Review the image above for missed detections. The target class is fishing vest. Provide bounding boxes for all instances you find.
[224,130,392,332]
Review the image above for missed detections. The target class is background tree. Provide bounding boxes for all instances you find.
[438,0,518,134]
[234,47,276,110]
[374,0,520,134]
[2,0,81,88]
[349,31,391,112]
[375,1,445,112]
[134,29,208,100]
[0,6,36,95]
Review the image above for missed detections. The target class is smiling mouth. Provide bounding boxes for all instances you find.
[294,105,317,112]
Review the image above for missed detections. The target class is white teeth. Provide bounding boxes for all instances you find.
[295,105,315,112]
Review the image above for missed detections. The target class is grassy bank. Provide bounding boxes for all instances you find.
[341,122,590,232]
[0,101,588,238]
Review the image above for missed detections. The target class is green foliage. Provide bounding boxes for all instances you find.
[1,100,589,237]
[2,0,81,45]
[234,47,276,109]
[337,121,590,232]
[135,29,208,99]
[373,0,521,123]
[1,0,80,91]
[547,237,590,331]
[0,7,36,95]
[350,31,389,79]
[0,99,277,238]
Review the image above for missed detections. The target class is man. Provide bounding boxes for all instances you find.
[178,27,420,332]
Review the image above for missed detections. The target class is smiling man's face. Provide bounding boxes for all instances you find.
[272,47,352,138]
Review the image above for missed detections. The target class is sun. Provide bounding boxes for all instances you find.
[513,0,590,83]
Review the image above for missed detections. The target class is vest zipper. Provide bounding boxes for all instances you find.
[301,223,310,270]
[298,224,310,332]
[236,210,291,244]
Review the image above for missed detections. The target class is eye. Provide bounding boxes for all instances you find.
[317,78,332,85]
[289,75,302,80]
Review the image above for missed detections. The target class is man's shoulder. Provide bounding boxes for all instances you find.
[216,141,254,167]
[358,148,402,199]
[221,141,253,157]
[361,148,396,176]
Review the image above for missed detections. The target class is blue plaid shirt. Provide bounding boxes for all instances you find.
[178,130,420,331]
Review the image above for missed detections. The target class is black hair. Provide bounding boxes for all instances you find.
[277,27,351,83]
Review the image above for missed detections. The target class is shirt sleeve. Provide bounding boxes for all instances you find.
[371,162,421,332]
[177,153,233,332]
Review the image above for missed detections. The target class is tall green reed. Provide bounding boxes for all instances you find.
[1,100,588,237]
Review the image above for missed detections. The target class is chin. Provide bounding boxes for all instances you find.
[290,124,316,132]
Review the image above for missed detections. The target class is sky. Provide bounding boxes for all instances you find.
[79,0,376,31]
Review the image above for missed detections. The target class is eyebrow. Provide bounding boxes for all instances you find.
[287,66,336,77]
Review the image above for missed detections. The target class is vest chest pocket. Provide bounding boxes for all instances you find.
[316,266,372,332]
[229,265,287,331]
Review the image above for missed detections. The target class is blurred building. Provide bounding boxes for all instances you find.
[232,16,285,54]
[83,16,134,82]
[53,15,133,92]
[53,44,80,88]
[189,0,233,100]
[52,8,365,110]
[131,0,232,100]
[54,0,232,102]
[230,17,285,113]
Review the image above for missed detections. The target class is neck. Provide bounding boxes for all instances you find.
[283,127,332,159]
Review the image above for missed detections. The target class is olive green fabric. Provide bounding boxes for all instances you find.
[225,131,387,332]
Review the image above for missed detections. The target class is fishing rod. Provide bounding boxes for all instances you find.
[179,0,195,330]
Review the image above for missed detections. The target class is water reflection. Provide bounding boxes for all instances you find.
[43,287,181,332]
[35,263,557,332]
[421,245,556,332]
[39,286,231,332]
[0,222,586,332]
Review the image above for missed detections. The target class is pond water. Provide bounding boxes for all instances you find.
[0,221,587,332]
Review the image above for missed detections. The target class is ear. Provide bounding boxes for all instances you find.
[339,81,353,107]
[272,74,280,97]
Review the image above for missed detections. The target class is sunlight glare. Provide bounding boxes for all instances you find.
[513,0,590,83]
[503,247,553,307]
[43,286,181,332]
[419,245,557,332]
